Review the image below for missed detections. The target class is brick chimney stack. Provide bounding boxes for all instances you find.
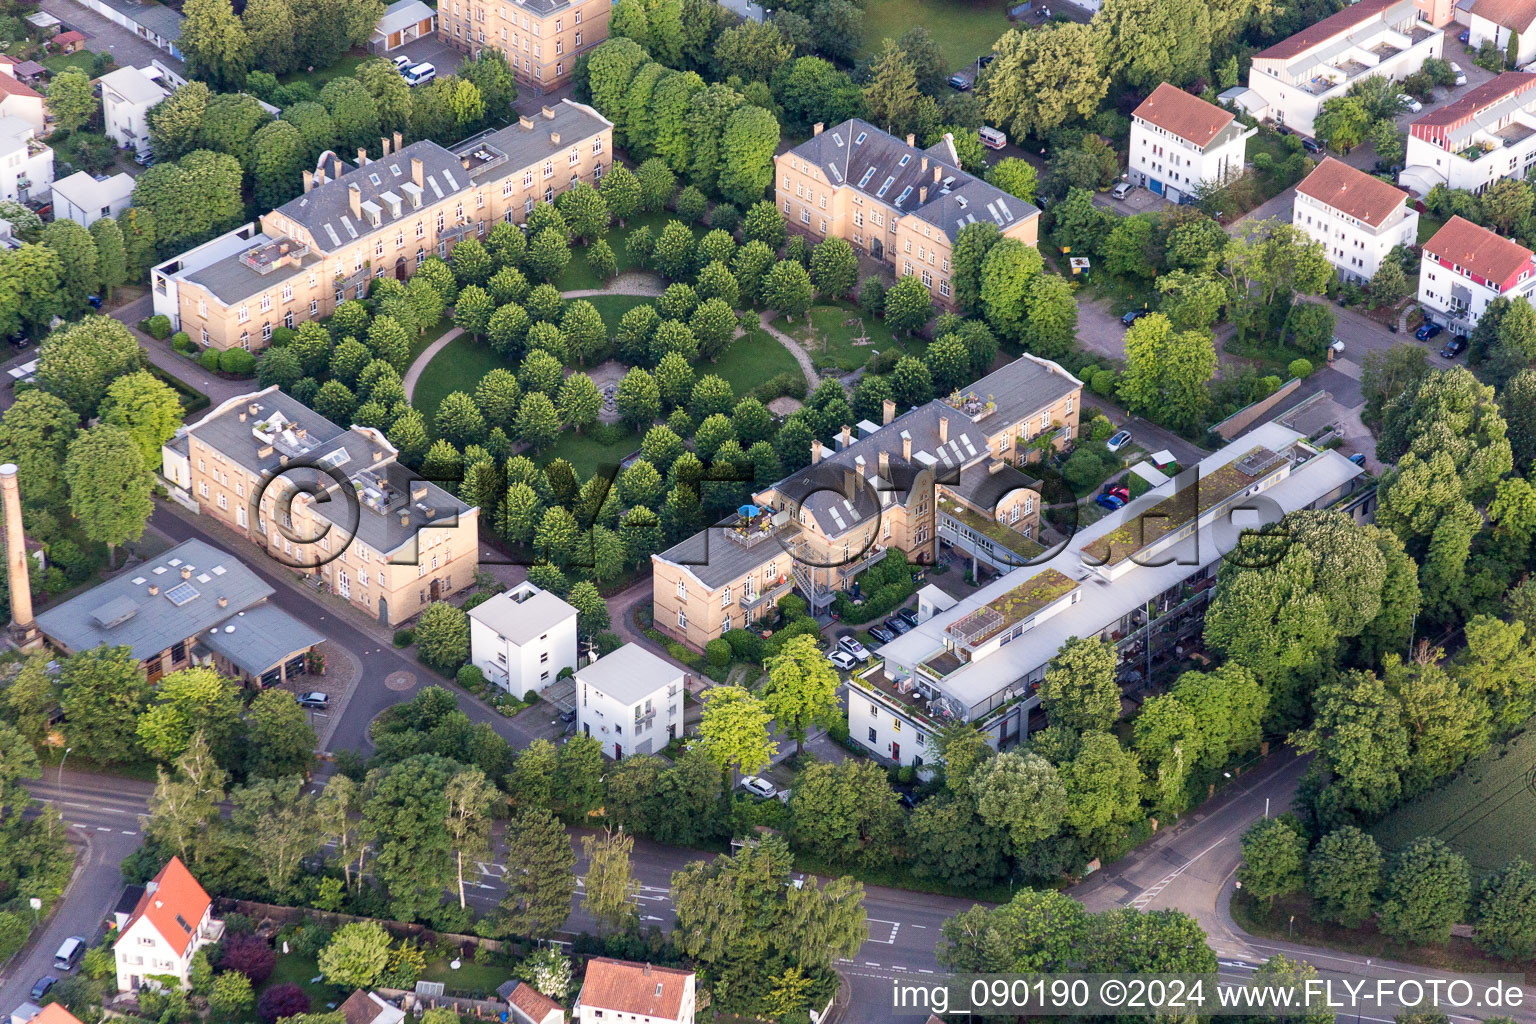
[0,464,39,649]
[811,438,823,464]
[882,399,896,425]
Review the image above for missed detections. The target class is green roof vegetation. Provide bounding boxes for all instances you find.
[984,568,1077,629]
[1081,448,1279,566]
[938,495,1045,563]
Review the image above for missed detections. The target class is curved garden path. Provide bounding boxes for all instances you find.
[402,325,465,402]
[401,271,820,404]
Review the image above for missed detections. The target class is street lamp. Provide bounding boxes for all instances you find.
[58,745,72,786]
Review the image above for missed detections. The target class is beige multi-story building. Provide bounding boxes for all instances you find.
[151,100,612,352]
[775,118,1040,308]
[652,356,1082,651]
[438,0,611,88]
[162,387,480,627]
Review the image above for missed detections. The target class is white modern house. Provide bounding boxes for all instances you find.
[1293,157,1418,282]
[576,643,685,760]
[574,959,695,1024]
[1419,214,1536,331]
[467,581,577,695]
[113,856,223,993]
[1247,0,1445,138]
[1128,83,1255,203]
[857,423,1366,768]
[1401,73,1536,196]
[0,116,50,205]
[0,64,44,131]
[51,170,135,226]
[1464,0,1536,67]
[99,66,172,157]
[369,0,437,52]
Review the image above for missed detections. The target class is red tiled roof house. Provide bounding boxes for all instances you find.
[1294,157,1417,283]
[113,856,224,993]
[1128,83,1256,204]
[1418,215,1536,333]
[574,960,695,1024]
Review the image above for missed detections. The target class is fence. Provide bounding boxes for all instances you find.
[380,987,510,1020]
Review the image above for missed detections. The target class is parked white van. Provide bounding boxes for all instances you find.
[54,936,85,972]
[403,62,436,86]
[978,126,1007,149]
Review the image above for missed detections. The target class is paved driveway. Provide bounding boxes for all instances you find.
[1076,292,1141,361]
[38,0,183,72]
[393,34,465,75]
[1390,37,1500,134]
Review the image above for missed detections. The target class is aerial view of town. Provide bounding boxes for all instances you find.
[0,0,1533,1019]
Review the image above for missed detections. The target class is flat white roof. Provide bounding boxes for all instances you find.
[468,585,575,645]
[878,422,1364,708]
[577,642,685,706]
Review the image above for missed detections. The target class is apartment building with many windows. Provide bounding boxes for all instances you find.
[1293,157,1418,283]
[438,0,610,87]
[151,100,611,351]
[1401,73,1536,196]
[1246,0,1444,138]
[1418,214,1536,332]
[652,356,1080,651]
[161,387,479,627]
[775,118,1039,308]
[1128,83,1255,204]
[857,423,1366,767]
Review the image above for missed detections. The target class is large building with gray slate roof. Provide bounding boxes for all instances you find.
[776,118,1041,308]
[36,539,324,686]
[162,387,480,627]
[652,355,1082,651]
[151,100,611,352]
[436,0,611,87]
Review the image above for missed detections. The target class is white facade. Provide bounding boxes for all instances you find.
[1467,7,1536,66]
[1128,84,1256,203]
[1418,215,1536,330]
[99,66,172,157]
[855,424,1365,768]
[52,171,135,226]
[574,960,695,1024]
[576,642,684,759]
[0,116,50,205]
[1401,74,1536,196]
[467,582,577,695]
[1247,0,1445,137]
[1293,161,1419,282]
[113,863,223,993]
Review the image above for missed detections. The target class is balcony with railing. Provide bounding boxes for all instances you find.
[740,575,792,610]
[850,661,957,730]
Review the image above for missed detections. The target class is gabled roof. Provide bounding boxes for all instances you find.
[1295,157,1409,227]
[33,1005,86,1024]
[1471,0,1536,32]
[577,959,692,1020]
[1254,0,1408,58]
[376,0,434,34]
[1414,71,1536,128]
[1133,83,1237,148]
[784,118,1037,242]
[505,981,565,1024]
[114,856,211,958]
[338,991,405,1024]
[0,71,41,101]
[1423,215,1536,285]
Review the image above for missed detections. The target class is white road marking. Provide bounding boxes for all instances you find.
[1130,838,1224,910]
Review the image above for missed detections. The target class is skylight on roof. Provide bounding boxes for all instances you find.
[368,173,381,185]
[153,566,168,575]
[876,176,895,197]
[389,164,401,176]
[899,154,911,166]
[212,566,227,575]
[858,167,876,187]
[855,131,868,144]
[896,186,913,206]
[832,132,845,146]
[318,448,352,470]
[164,581,199,606]
[131,577,146,585]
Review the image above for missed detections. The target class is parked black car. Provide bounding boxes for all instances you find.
[1301,136,1324,154]
[884,615,911,635]
[1440,335,1469,359]
[868,624,896,644]
[1120,308,1148,326]
[897,607,920,629]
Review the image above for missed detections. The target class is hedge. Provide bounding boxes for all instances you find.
[704,637,731,668]
[145,314,172,339]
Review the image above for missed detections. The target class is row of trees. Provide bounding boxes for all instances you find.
[1241,820,1536,959]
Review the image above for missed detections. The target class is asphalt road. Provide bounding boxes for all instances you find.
[17,749,1532,1024]
[0,771,152,1016]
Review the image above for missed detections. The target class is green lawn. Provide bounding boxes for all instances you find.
[41,51,104,74]
[860,0,1013,66]
[409,315,458,364]
[263,953,346,1009]
[1371,726,1536,878]
[1418,213,1446,245]
[280,49,370,87]
[709,325,804,396]
[555,211,706,292]
[420,957,512,998]
[580,292,662,332]
[412,333,511,427]
[539,425,643,477]
[771,301,926,373]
